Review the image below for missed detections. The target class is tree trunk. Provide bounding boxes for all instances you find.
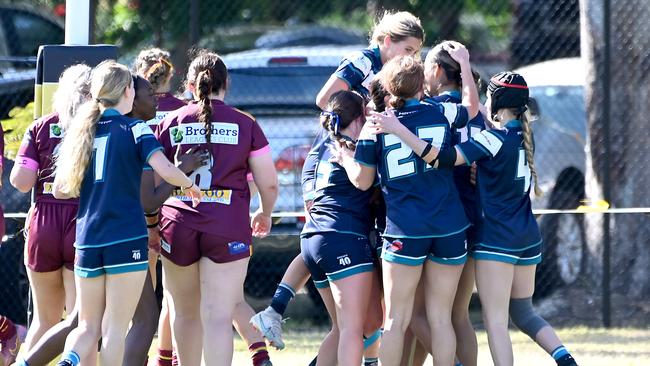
[580,0,650,307]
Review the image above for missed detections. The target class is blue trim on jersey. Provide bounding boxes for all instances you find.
[145,146,163,163]
[382,251,427,266]
[354,158,376,167]
[346,62,366,80]
[505,119,522,129]
[135,133,156,144]
[357,140,376,145]
[371,45,381,61]
[143,166,153,171]
[457,146,471,166]
[403,98,420,108]
[471,250,542,265]
[74,234,149,249]
[468,139,491,158]
[101,108,121,117]
[439,90,462,99]
[313,278,330,289]
[427,252,467,265]
[326,262,374,282]
[385,223,471,239]
[300,229,367,238]
[476,239,542,252]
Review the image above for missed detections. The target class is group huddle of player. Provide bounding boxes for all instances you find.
[0,8,580,366]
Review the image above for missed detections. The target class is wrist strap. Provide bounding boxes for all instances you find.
[147,222,159,228]
[144,210,159,217]
[420,143,433,158]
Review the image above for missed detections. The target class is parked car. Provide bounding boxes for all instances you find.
[515,57,588,297]
[0,2,64,118]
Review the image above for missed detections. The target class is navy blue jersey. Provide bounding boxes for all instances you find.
[355,99,469,238]
[457,120,542,250]
[427,91,486,225]
[76,109,163,248]
[333,45,383,98]
[301,134,374,237]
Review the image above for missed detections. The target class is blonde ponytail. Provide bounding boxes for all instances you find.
[520,110,542,196]
[54,60,132,197]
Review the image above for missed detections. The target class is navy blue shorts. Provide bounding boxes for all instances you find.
[74,238,149,278]
[301,232,374,289]
[369,229,383,262]
[382,230,467,266]
[471,240,542,266]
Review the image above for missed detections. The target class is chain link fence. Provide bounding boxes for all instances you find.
[1,0,648,329]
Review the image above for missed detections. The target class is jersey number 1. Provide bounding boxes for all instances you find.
[93,136,109,182]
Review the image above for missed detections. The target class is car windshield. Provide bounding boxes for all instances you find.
[530,85,586,141]
[225,66,335,109]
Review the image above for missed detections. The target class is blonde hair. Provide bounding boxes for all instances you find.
[519,110,542,196]
[133,47,174,92]
[54,60,132,197]
[379,55,424,110]
[371,11,424,46]
[53,64,92,131]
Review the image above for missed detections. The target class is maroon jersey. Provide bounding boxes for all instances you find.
[16,113,78,205]
[146,93,187,127]
[155,100,270,241]
[0,120,4,169]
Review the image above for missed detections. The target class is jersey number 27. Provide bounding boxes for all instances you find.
[384,126,445,179]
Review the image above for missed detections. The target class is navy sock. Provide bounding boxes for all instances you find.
[308,355,317,366]
[270,282,296,316]
[364,357,378,366]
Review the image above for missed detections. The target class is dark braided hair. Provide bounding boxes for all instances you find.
[320,90,365,150]
[369,78,389,112]
[425,41,481,94]
[186,50,228,148]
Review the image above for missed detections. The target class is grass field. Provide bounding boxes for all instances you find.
[41,326,649,365]
[228,327,650,365]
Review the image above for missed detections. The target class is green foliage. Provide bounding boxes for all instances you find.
[1,103,34,160]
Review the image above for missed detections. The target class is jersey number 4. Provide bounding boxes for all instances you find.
[384,126,445,179]
[92,136,109,182]
[516,149,532,194]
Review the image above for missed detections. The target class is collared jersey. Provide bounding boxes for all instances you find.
[456,120,542,250]
[155,99,270,242]
[355,99,469,238]
[333,45,383,98]
[301,133,373,237]
[146,93,187,127]
[76,109,162,248]
[16,113,78,204]
[426,91,486,224]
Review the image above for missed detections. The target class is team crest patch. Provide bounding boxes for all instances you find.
[388,240,403,252]
[170,122,239,146]
[228,241,250,255]
[49,124,63,138]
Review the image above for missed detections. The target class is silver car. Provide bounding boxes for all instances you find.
[516,57,588,296]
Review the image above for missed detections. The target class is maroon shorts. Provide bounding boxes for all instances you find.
[25,202,78,272]
[159,215,252,266]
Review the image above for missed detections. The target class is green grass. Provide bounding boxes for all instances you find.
[44,327,649,365]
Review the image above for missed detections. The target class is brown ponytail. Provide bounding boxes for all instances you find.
[520,110,542,196]
[186,50,228,149]
[320,90,364,151]
[134,48,174,92]
[196,69,213,147]
[379,55,424,109]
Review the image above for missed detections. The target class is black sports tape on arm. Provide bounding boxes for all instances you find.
[437,147,457,168]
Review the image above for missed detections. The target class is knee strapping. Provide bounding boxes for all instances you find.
[363,328,382,349]
[509,297,548,339]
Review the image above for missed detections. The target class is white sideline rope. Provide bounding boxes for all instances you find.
[4,207,650,221]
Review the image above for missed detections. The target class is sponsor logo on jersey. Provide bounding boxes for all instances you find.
[169,122,239,146]
[171,188,232,205]
[49,124,63,138]
[388,240,403,252]
[337,254,352,266]
[43,182,53,195]
[161,239,171,253]
[228,241,250,255]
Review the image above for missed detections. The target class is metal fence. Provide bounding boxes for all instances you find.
[1,0,648,329]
